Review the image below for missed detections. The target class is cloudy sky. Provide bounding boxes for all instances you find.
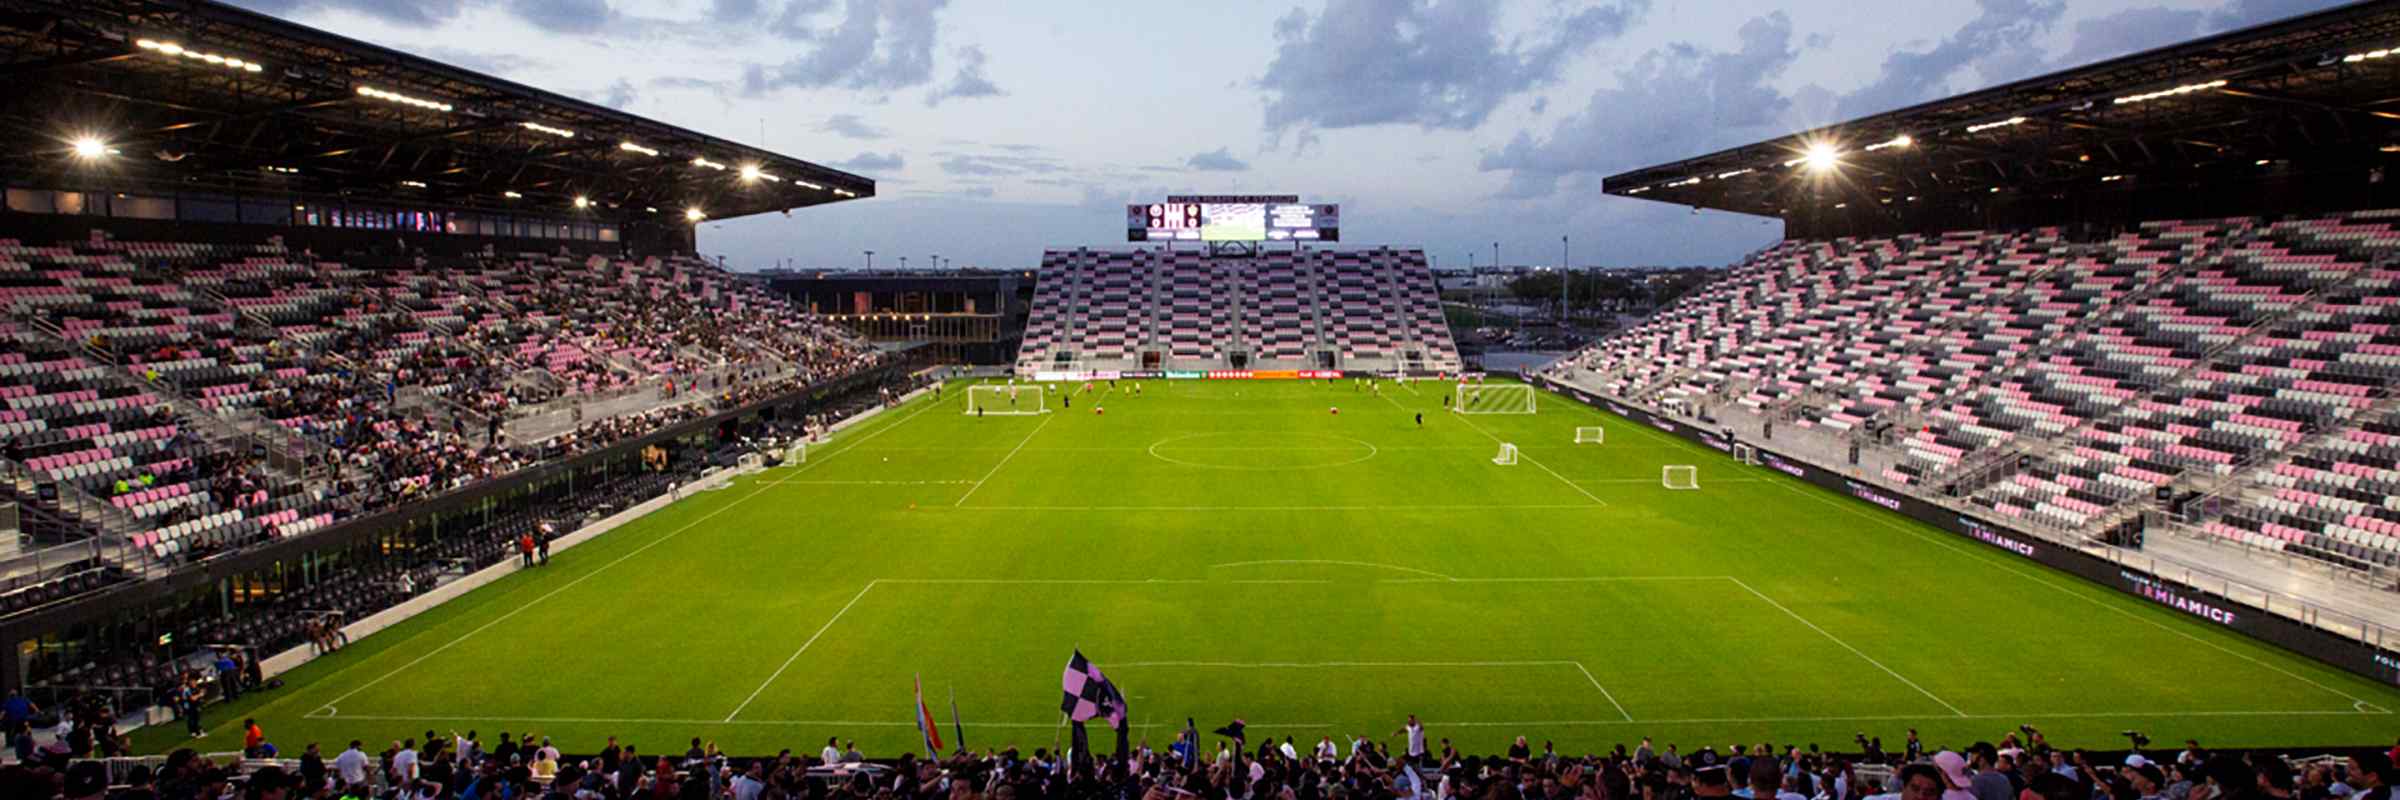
[233,0,2340,270]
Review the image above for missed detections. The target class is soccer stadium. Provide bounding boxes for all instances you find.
[8,0,2400,799]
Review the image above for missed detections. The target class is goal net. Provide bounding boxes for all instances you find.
[1663,465,1699,490]
[1732,444,1757,465]
[1574,426,1605,444]
[1493,443,1520,466]
[965,384,1050,416]
[1455,383,1535,415]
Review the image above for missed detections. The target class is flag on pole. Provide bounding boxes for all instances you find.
[913,674,944,758]
[948,685,966,756]
[1058,650,1128,728]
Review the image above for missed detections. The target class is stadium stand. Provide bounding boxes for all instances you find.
[1552,210,2400,573]
[1015,247,1460,374]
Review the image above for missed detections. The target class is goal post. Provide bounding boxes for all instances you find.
[965,384,1050,416]
[1663,465,1699,490]
[1574,426,1605,444]
[1455,383,1536,415]
[1493,443,1520,466]
[1732,443,1758,465]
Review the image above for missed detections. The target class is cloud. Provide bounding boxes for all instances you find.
[835,151,906,172]
[508,0,614,34]
[412,47,546,78]
[819,114,892,139]
[960,186,997,198]
[927,45,1005,106]
[1834,0,2064,119]
[744,0,948,95]
[224,0,466,27]
[593,79,638,109]
[1478,12,1801,198]
[2050,6,2205,70]
[1257,0,1648,140]
[933,151,1068,176]
[1184,148,1251,172]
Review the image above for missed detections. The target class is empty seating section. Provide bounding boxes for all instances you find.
[0,236,877,600]
[1552,211,2400,573]
[1014,248,1460,373]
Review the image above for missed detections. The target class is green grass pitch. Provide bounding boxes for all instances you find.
[138,378,2400,757]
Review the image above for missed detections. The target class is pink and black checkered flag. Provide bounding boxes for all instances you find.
[1059,650,1128,728]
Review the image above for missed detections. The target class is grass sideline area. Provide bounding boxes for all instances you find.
[133,377,2400,757]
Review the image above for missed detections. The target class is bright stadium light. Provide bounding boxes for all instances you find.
[356,86,454,113]
[1965,116,2028,133]
[1864,134,1912,152]
[1803,142,1840,173]
[685,208,706,222]
[691,157,727,171]
[573,196,591,209]
[2114,79,2227,105]
[740,164,763,182]
[136,38,265,73]
[70,136,109,160]
[620,141,660,156]
[521,122,576,139]
[503,191,523,199]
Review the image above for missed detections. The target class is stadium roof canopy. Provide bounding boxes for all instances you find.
[0,0,874,224]
[1603,0,2400,237]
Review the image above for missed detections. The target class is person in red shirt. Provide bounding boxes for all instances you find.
[518,534,535,568]
[243,718,265,757]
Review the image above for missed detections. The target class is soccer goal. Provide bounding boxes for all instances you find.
[1574,426,1605,444]
[1663,465,1699,490]
[1455,383,1536,415]
[1732,443,1757,465]
[965,384,1050,416]
[1493,443,1520,466]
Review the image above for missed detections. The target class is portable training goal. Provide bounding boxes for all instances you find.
[965,384,1050,415]
[1493,443,1520,466]
[1663,465,1699,490]
[1732,443,1757,465]
[1455,383,1535,415]
[1574,426,1605,444]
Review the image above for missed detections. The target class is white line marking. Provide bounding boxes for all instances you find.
[955,415,1053,506]
[1210,560,1456,580]
[1727,576,1966,717]
[762,479,977,486]
[1111,660,1582,668]
[949,504,1603,512]
[1570,477,1772,484]
[1571,661,1634,722]
[295,707,2379,729]
[1388,391,1608,507]
[1767,481,2388,708]
[725,581,880,721]
[307,396,946,717]
[1378,575,1729,584]
[873,578,1208,585]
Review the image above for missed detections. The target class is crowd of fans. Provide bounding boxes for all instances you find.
[3,715,2395,800]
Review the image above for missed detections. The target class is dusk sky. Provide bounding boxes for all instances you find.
[232,0,2342,270]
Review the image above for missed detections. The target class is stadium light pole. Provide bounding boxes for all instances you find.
[1562,235,1571,322]
[865,250,874,270]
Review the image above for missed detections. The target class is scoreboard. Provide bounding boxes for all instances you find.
[1128,195,1339,242]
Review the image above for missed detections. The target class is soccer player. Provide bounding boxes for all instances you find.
[1415,412,1423,428]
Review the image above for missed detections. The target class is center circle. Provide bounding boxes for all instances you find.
[1145,432,1379,471]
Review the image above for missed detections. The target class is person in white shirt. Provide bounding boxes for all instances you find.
[1279,737,1299,761]
[393,739,421,784]
[333,740,370,787]
[820,737,842,766]
[1394,715,1427,765]
[1315,737,1339,761]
